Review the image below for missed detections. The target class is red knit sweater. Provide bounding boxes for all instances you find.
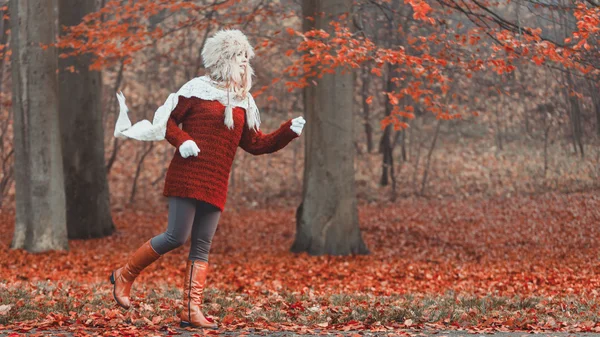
[163,95,299,211]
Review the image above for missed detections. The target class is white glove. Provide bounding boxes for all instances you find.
[114,91,132,138]
[290,116,306,136]
[179,140,200,158]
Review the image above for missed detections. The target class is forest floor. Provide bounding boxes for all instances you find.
[1,191,600,336]
[3,329,600,337]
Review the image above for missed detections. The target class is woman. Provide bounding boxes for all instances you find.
[109,29,305,329]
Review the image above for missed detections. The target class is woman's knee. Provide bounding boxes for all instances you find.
[165,232,188,248]
[189,238,211,261]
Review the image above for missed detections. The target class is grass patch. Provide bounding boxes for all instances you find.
[1,280,598,331]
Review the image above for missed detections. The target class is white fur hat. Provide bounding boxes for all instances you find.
[201,29,256,129]
[202,29,255,73]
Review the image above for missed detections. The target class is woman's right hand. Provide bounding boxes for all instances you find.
[179,140,200,158]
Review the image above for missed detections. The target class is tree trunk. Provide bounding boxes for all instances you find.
[420,120,441,196]
[0,5,12,208]
[292,0,368,256]
[380,62,397,186]
[495,95,503,152]
[58,0,114,239]
[10,0,68,252]
[565,72,584,158]
[380,124,392,186]
[525,105,530,137]
[400,128,407,162]
[595,90,600,137]
[544,125,550,178]
[586,78,600,137]
[361,65,373,153]
[105,60,125,174]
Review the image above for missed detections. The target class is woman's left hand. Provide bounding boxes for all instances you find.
[290,116,306,136]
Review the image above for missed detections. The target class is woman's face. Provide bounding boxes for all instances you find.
[235,50,249,73]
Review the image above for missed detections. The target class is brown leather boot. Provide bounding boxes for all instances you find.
[109,239,161,309]
[179,260,218,329]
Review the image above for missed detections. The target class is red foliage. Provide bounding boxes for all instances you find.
[1,193,599,334]
[283,0,599,131]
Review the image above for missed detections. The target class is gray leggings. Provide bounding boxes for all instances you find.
[149,197,221,262]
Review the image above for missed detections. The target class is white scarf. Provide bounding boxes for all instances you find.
[113,75,261,141]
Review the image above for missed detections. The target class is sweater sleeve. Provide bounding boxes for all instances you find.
[239,119,299,155]
[165,95,194,149]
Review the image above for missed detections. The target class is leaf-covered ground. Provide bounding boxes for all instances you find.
[1,192,600,336]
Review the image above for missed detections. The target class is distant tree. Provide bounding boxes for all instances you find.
[10,0,68,252]
[58,0,115,239]
[291,0,369,256]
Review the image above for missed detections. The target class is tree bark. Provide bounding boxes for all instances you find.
[400,127,407,162]
[105,60,124,174]
[495,95,503,152]
[565,72,584,158]
[292,0,368,256]
[544,125,551,178]
[58,0,114,239]
[10,0,68,252]
[0,5,11,208]
[380,0,402,184]
[380,63,397,186]
[361,65,373,153]
[586,78,600,137]
[420,120,441,196]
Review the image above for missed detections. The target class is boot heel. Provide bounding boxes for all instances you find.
[179,321,218,330]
